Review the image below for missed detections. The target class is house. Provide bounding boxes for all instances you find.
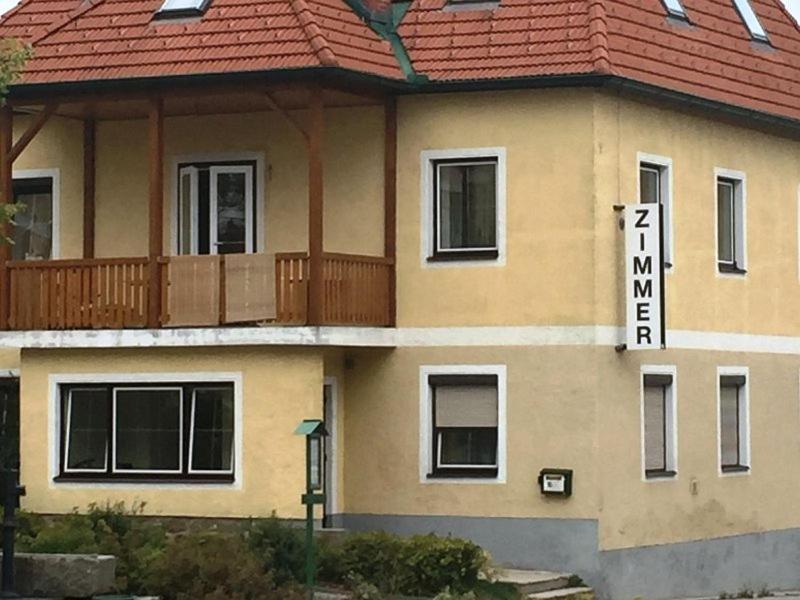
[0,0,799,597]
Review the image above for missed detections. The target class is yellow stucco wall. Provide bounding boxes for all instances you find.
[342,346,599,520]
[19,346,324,519]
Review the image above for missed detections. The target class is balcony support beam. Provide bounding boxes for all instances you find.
[384,97,397,327]
[8,104,56,164]
[307,87,324,326]
[83,118,95,258]
[147,97,164,329]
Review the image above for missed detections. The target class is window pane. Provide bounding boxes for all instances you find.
[191,387,234,472]
[438,163,496,250]
[215,172,247,255]
[640,167,660,205]
[717,182,734,263]
[663,0,686,16]
[732,0,768,40]
[643,384,666,472]
[439,429,497,466]
[66,389,108,471]
[720,385,740,467]
[179,171,193,255]
[13,180,53,261]
[115,388,181,472]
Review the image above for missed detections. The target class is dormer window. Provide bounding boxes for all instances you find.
[156,0,211,19]
[732,0,769,42]
[661,0,688,20]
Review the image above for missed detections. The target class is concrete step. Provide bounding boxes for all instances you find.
[528,586,595,600]
[493,569,572,595]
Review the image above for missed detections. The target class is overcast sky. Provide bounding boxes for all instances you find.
[0,0,796,30]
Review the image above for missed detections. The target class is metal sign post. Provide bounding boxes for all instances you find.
[294,419,327,600]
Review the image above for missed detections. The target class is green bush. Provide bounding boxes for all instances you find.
[335,531,489,596]
[246,516,306,586]
[145,531,304,600]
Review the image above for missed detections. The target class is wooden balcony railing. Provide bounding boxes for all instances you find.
[3,252,393,330]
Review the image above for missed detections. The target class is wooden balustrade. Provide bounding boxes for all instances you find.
[7,257,150,330]
[4,252,393,330]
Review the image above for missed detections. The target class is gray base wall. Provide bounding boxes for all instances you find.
[335,514,800,600]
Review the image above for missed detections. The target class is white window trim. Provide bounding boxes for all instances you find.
[63,387,109,474]
[12,168,60,260]
[324,376,339,517]
[717,366,751,477]
[714,167,747,277]
[419,364,507,484]
[169,152,265,256]
[49,372,244,489]
[112,386,184,475]
[637,153,674,272]
[420,147,507,268]
[639,364,678,482]
[187,386,235,475]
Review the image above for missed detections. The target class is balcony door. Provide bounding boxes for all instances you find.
[177,161,256,255]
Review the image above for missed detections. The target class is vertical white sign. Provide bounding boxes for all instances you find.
[625,204,664,349]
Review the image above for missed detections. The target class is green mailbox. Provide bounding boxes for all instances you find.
[294,418,328,597]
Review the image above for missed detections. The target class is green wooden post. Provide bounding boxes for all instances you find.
[295,419,327,600]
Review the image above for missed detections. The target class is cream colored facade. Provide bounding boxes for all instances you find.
[5,86,800,598]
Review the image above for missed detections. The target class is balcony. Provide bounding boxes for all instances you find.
[4,252,393,330]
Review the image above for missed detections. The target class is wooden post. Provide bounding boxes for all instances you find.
[82,118,95,259]
[384,97,397,327]
[0,106,12,331]
[307,88,324,326]
[147,97,164,329]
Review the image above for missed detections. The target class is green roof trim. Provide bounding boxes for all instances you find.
[294,419,325,436]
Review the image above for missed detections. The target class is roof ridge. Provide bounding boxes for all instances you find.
[766,0,800,37]
[587,0,611,74]
[0,0,36,35]
[289,0,339,68]
[28,0,106,46]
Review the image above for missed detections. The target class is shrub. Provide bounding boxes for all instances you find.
[246,516,306,586]
[335,531,489,596]
[144,531,304,600]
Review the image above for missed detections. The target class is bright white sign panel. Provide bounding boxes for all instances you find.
[625,204,664,350]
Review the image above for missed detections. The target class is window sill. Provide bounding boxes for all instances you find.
[645,469,677,480]
[428,468,499,480]
[721,465,750,474]
[428,249,499,263]
[718,263,747,275]
[54,475,235,485]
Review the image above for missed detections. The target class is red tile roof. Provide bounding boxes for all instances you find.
[0,0,403,83]
[3,0,800,124]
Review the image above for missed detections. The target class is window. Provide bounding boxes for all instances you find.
[641,370,677,480]
[732,0,768,41]
[60,382,234,482]
[176,160,256,255]
[716,172,746,274]
[420,365,506,482]
[421,148,506,265]
[639,156,673,268]
[156,0,211,18]
[12,176,54,260]
[718,371,750,474]
[661,0,688,19]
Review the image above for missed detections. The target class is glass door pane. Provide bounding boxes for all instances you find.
[177,167,198,255]
[210,166,253,255]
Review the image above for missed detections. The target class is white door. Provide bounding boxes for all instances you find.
[209,166,254,255]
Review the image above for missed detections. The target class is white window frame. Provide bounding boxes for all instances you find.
[49,372,243,489]
[170,152,265,256]
[420,148,507,268]
[112,386,184,475]
[640,365,678,482]
[732,0,769,42]
[717,366,751,477]
[12,168,60,260]
[62,387,109,474]
[419,364,507,484]
[714,168,747,277]
[187,385,235,475]
[661,0,688,18]
[637,153,674,271]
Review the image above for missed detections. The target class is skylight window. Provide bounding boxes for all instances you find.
[732,0,769,41]
[156,0,211,18]
[661,0,688,19]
